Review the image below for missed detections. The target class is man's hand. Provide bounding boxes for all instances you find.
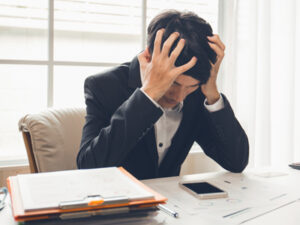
[201,34,225,105]
[138,29,197,102]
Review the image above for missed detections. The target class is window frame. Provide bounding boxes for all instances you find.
[0,0,221,166]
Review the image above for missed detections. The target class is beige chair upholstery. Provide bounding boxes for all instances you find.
[18,108,86,173]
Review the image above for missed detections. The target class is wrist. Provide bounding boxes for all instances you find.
[206,92,220,105]
[141,86,161,102]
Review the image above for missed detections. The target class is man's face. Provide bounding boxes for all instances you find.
[158,74,200,108]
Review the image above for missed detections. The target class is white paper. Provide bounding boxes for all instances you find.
[146,172,300,224]
[17,167,154,211]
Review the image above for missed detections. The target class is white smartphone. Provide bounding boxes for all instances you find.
[179,181,228,199]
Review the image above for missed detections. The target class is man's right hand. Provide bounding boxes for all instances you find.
[138,29,197,102]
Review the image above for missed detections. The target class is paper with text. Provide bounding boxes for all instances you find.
[17,167,154,211]
[146,172,300,224]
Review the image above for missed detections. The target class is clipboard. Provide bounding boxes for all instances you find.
[7,167,167,221]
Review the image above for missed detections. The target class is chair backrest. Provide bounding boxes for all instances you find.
[18,108,86,173]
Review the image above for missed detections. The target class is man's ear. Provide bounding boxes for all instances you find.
[144,47,152,62]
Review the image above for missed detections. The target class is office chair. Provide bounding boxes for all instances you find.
[18,108,86,173]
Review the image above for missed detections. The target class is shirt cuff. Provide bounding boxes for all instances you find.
[139,88,163,110]
[204,94,225,112]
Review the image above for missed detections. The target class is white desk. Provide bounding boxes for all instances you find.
[143,168,300,225]
[1,168,300,225]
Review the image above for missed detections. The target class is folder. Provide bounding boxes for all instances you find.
[7,167,167,222]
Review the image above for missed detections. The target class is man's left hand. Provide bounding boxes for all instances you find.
[201,34,225,105]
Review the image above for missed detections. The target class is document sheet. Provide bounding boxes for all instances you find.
[146,171,300,224]
[17,167,154,211]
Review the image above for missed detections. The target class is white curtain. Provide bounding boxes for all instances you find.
[219,0,300,168]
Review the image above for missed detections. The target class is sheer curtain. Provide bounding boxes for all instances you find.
[219,0,300,168]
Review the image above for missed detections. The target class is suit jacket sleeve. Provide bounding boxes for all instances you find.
[195,94,249,173]
[77,76,163,169]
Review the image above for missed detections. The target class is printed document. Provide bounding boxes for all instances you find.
[17,167,154,211]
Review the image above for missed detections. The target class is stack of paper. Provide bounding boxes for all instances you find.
[7,167,166,222]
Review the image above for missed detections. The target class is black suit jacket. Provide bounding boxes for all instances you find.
[77,57,249,180]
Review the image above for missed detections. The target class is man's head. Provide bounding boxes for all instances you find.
[147,10,217,84]
[145,10,217,108]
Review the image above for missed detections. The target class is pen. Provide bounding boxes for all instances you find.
[157,204,179,218]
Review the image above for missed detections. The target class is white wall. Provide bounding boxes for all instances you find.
[180,151,222,176]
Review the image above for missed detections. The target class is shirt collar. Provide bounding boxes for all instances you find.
[163,102,184,113]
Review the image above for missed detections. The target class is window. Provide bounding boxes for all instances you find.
[0,0,219,164]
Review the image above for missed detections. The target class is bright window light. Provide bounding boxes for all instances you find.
[0,0,219,163]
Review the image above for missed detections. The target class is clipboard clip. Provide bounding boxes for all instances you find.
[59,195,129,210]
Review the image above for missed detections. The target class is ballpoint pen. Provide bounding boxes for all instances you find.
[157,204,179,218]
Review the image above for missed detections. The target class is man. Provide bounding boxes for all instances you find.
[77,10,249,179]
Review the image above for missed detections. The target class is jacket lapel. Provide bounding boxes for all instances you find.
[144,128,159,175]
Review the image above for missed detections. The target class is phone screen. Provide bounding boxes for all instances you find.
[182,182,224,194]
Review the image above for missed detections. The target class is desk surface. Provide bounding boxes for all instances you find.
[144,168,300,225]
[1,168,300,225]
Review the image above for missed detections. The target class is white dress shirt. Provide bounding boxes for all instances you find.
[140,88,225,165]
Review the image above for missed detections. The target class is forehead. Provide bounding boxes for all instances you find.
[175,74,200,86]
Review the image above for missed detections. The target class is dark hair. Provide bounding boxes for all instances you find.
[147,10,216,84]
